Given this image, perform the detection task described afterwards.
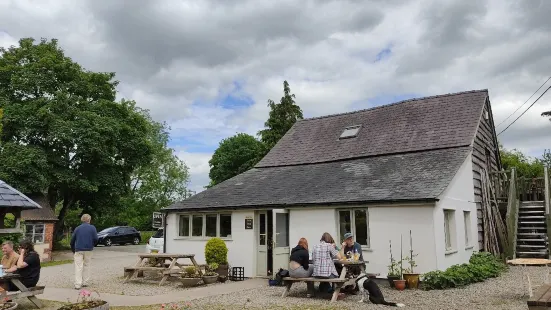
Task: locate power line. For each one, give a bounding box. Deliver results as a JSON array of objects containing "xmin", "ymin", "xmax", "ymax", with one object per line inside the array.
[
  {"xmin": 497, "ymin": 85, "xmax": 551, "ymax": 136},
  {"xmin": 496, "ymin": 76, "xmax": 551, "ymax": 128}
]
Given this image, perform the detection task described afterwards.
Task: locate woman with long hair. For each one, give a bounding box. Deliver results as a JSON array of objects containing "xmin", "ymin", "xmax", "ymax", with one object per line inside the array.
[
  {"xmin": 9, "ymin": 239, "xmax": 41, "ymax": 291},
  {"xmin": 289, "ymin": 237, "xmax": 314, "ymax": 297},
  {"xmin": 312, "ymin": 232, "xmax": 342, "ymax": 294}
]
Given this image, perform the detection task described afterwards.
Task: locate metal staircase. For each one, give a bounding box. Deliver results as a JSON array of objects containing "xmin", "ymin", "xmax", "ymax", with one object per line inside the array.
[{"xmin": 516, "ymin": 201, "xmax": 549, "ymax": 258}]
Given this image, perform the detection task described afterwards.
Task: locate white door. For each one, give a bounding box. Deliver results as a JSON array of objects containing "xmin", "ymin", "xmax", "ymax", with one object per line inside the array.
[
  {"xmin": 272, "ymin": 209, "xmax": 290, "ymax": 275},
  {"xmin": 256, "ymin": 212, "xmax": 268, "ymax": 276}
]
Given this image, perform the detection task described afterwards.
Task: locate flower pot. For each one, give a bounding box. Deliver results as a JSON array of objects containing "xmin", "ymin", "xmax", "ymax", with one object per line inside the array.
[
  {"xmin": 403, "ymin": 273, "xmax": 420, "ymax": 289},
  {"xmin": 393, "ymin": 279, "xmax": 406, "ymax": 291},
  {"xmin": 0, "ymin": 302, "xmax": 18, "ymax": 310},
  {"xmin": 387, "ymin": 275, "xmax": 400, "ymax": 288},
  {"xmin": 181, "ymin": 278, "xmax": 202, "ymax": 287},
  {"xmin": 57, "ymin": 301, "xmax": 109, "ymax": 310},
  {"xmin": 202, "ymin": 275, "xmax": 219, "ymax": 285},
  {"xmin": 216, "ymin": 264, "xmax": 229, "ymax": 278},
  {"xmin": 219, "ymin": 276, "xmax": 227, "ymax": 283}
]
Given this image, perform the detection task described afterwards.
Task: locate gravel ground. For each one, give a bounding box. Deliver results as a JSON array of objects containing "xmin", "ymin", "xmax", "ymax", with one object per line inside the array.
[
  {"xmin": 39, "ymin": 246, "xmax": 221, "ymax": 296},
  {"xmin": 187, "ymin": 266, "xmax": 542, "ymax": 310}
]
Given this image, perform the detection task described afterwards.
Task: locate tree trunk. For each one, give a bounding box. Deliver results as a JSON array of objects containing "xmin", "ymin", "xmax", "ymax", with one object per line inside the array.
[{"xmin": 54, "ymin": 191, "xmax": 74, "ymax": 241}]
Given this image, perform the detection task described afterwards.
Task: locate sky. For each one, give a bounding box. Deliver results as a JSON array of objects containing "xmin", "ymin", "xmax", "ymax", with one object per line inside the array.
[{"xmin": 1, "ymin": 0, "xmax": 550, "ymax": 193}]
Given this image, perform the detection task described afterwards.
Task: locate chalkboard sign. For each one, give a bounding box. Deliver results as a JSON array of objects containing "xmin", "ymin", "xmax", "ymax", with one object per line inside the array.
[
  {"xmin": 152, "ymin": 212, "xmax": 164, "ymax": 229},
  {"xmin": 245, "ymin": 218, "xmax": 253, "ymax": 230}
]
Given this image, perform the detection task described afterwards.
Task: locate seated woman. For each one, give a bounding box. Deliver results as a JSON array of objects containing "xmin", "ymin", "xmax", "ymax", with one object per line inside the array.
[
  {"xmin": 8, "ymin": 239, "xmax": 41, "ymax": 291},
  {"xmin": 289, "ymin": 238, "xmax": 314, "ymax": 297},
  {"xmin": 312, "ymin": 232, "xmax": 342, "ymax": 294}
]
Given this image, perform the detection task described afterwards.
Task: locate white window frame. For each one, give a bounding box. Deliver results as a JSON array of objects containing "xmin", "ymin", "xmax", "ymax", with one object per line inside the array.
[
  {"xmin": 444, "ymin": 209, "xmax": 456, "ymax": 253},
  {"xmin": 463, "ymin": 211, "xmax": 472, "ymax": 249},
  {"xmin": 25, "ymin": 223, "xmax": 45, "ymax": 244},
  {"xmin": 337, "ymin": 209, "xmax": 370, "ymax": 249},
  {"xmin": 177, "ymin": 213, "xmax": 232, "ymax": 240}
]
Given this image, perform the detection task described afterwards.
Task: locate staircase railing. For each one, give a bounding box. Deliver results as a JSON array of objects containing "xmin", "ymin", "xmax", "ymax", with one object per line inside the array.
[
  {"xmin": 505, "ymin": 168, "xmax": 519, "ymax": 259},
  {"xmin": 544, "ymin": 166, "xmax": 551, "ymax": 258}
]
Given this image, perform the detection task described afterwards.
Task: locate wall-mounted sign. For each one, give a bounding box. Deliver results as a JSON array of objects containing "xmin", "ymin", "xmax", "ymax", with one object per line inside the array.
[
  {"xmin": 152, "ymin": 212, "xmax": 164, "ymax": 229},
  {"xmin": 245, "ymin": 217, "xmax": 253, "ymax": 230}
]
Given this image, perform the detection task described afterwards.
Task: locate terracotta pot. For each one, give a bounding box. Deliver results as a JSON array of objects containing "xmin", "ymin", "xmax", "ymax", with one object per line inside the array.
[
  {"xmin": 387, "ymin": 275, "xmax": 400, "ymax": 288},
  {"xmin": 393, "ymin": 279, "xmax": 406, "ymax": 291},
  {"xmin": 181, "ymin": 278, "xmax": 202, "ymax": 287},
  {"xmin": 403, "ymin": 273, "xmax": 420, "ymax": 289},
  {"xmin": 202, "ymin": 274, "xmax": 219, "ymax": 284}
]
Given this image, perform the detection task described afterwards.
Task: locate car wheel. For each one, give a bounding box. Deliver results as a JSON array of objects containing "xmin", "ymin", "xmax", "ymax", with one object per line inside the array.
[
  {"xmin": 105, "ymin": 238, "xmax": 112, "ymax": 246},
  {"xmin": 133, "ymin": 237, "xmax": 140, "ymax": 245}
]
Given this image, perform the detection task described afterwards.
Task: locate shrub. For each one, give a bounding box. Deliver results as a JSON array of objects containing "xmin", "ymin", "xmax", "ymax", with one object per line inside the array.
[
  {"xmin": 140, "ymin": 231, "xmax": 155, "ymax": 244},
  {"xmin": 422, "ymin": 252, "xmax": 507, "ymax": 290},
  {"xmin": 205, "ymin": 238, "xmax": 228, "ymax": 265}
]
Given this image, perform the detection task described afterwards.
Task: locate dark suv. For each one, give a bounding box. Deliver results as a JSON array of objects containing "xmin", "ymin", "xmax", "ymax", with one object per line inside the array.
[{"xmin": 96, "ymin": 226, "xmax": 141, "ymax": 246}]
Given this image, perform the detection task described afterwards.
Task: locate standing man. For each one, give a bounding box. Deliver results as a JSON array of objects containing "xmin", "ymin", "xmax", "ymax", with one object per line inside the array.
[
  {"xmin": 71, "ymin": 214, "xmax": 98, "ymax": 289},
  {"xmin": 1, "ymin": 241, "xmax": 20, "ymax": 273}
]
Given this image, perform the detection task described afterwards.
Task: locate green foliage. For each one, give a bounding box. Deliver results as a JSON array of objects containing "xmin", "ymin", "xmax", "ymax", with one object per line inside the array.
[
  {"xmin": 140, "ymin": 231, "xmax": 156, "ymax": 244},
  {"xmin": 208, "ymin": 133, "xmax": 265, "ymax": 186},
  {"xmin": 0, "ymin": 232, "xmax": 23, "ymax": 247},
  {"xmin": 0, "ymin": 38, "xmax": 159, "ymax": 238},
  {"xmin": 205, "ymin": 238, "xmax": 228, "ymax": 265},
  {"xmin": 422, "ymin": 252, "xmax": 507, "ymax": 290},
  {"xmin": 258, "ymin": 80, "xmax": 304, "ymax": 150},
  {"xmin": 500, "ymin": 145, "xmax": 544, "ymax": 178}
]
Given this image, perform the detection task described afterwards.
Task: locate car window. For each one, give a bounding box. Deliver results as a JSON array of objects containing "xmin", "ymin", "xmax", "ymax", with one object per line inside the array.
[
  {"xmin": 99, "ymin": 227, "xmax": 117, "ymax": 234},
  {"xmin": 153, "ymin": 229, "xmax": 164, "ymax": 238}
]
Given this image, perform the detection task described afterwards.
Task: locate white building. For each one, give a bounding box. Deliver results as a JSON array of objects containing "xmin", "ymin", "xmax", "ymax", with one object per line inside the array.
[{"xmin": 162, "ymin": 89, "xmax": 500, "ymax": 278}]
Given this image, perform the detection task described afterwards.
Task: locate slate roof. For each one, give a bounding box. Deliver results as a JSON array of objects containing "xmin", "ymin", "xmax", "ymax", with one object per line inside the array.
[
  {"xmin": 21, "ymin": 193, "xmax": 58, "ymax": 221},
  {"xmin": 0, "ymin": 181, "xmax": 41, "ymax": 209},
  {"xmin": 257, "ymin": 90, "xmax": 487, "ymax": 167},
  {"xmin": 165, "ymin": 147, "xmax": 470, "ymax": 211},
  {"xmin": 166, "ymin": 89, "xmax": 489, "ymax": 211}
]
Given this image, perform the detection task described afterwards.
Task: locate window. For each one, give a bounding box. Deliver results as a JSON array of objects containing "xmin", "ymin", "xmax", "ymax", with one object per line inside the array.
[
  {"xmin": 339, "ymin": 125, "xmax": 361, "ymax": 139},
  {"xmin": 338, "ymin": 209, "xmax": 370, "ymax": 248},
  {"xmin": 444, "ymin": 210, "xmax": 456, "ymax": 251},
  {"xmin": 25, "ymin": 223, "xmax": 45, "ymax": 244},
  {"xmin": 178, "ymin": 213, "xmax": 232, "ymax": 239},
  {"xmin": 464, "ymin": 211, "xmax": 471, "ymax": 248}
]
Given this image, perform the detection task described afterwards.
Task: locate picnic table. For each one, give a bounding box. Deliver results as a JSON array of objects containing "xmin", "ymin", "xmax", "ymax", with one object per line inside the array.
[
  {"xmin": 124, "ymin": 253, "xmax": 202, "ymax": 286},
  {"xmin": 0, "ymin": 273, "xmax": 44, "ymax": 308},
  {"xmin": 282, "ymin": 259, "xmax": 368, "ymax": 302}
]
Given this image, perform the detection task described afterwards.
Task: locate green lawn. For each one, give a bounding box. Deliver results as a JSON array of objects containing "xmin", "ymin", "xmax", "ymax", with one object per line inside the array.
[{"xmin": 42, "ymin": 259, "xmax": 73, "ymax": 267}]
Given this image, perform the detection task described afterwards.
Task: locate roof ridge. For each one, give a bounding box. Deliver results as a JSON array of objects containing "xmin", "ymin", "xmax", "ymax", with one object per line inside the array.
[{"xmin": 299, "ymin": 89, "xmax": 489, "ymax": 122}]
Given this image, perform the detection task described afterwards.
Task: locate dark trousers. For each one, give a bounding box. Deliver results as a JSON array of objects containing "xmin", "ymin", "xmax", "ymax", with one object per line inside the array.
[{"xmin": 316, "ymin": 274, "xmax": 337, "ymax": 292}]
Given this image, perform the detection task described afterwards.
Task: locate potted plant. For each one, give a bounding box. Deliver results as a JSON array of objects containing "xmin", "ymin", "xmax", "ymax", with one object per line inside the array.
[
  {"xmin": 0, "ymin": 297, "xmax": 17, "ymax": 310},
  {"xmin": 402, "ymin": 230, "xmax": 420, "ymax": 289},
  {"xmin": 181, "ymin": 266, "xmax": 202, "ymax": 287},
  {"xmin": 393, "ymin": 235, "xmax": 407, "ymax": 291},
  {"xmin": 205, "ymin": 238, "xmax": 229, "ymax": 279},
  {"xmin": 57, "ymin": 289, "xmax": 109, "ymax": 310},
  {"xmin": 161, "ymin": 302, "xmax": 192, "ymax": 309},
  {"xmin": 202, "ymin": 263, "xmax": 219, "ymax": 285},
  {"xmin": 387, "ymin": 240, "xmax": 401, "ymax": 287}
]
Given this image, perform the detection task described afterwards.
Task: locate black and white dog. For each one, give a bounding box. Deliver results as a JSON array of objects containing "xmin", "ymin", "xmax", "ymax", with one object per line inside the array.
[{"xmin": 355, "ymin": 273, "xmax": 405, "ymax": 307}]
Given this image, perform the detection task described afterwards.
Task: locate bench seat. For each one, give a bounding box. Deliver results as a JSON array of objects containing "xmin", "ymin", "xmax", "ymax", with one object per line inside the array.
[
  {"xmin": 282, "ymin": 277, "xmax": 347, "ymax": 283},
  {"xmin": 528, "ymin": 284, "xmax": 551, "ymax": 309}
]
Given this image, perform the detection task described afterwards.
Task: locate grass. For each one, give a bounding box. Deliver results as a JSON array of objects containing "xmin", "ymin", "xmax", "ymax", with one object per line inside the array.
[
  {"xmin": 140, "ymin": 231, "xmax": 156, "ymax": 244},
  {"xmin": 41, "ymin": 259, "xmax": 73, "ymax": 267}
]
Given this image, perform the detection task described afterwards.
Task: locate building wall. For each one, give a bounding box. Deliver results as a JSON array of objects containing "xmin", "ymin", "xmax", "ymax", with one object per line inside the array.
[
  {"xmin": 165, "ymin": 210, "xmax": 256, "ymax": 278},
  {"xmin": 471, "ymin": 97, "xmax": 500, "ymax": 249},
  {"xmin": 436, "ymin": 153, "xmax": 478, "ymax": 270}
]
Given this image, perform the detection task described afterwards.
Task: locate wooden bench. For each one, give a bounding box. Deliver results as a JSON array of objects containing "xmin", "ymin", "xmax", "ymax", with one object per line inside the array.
[
  {"xmin": 281, "ymin": 277, "xmax": 348, "ymax": 302},
  {"xmin": 528, "ymin": 284, "xmax": 551, "ymax": 309},
  {"xmin": 2, "ymin": 286, "xmax": 45, "ymax": 298}
]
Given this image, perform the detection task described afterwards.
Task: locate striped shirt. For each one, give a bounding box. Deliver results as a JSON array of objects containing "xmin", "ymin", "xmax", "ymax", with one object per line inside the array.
[{"xmin": 312, "ymin": 241, "xmax": 339, "ymax": 277}]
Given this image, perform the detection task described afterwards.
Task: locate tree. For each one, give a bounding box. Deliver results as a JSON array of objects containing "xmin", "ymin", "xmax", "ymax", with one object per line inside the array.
[
  {"xmin": 0, "ymin": 38, "xmax": 155, "ymax": 239},
  {"xmin": 258, "ymin": 80, "xmax": 303, "ymax": 150},
  {"xmin": 208, "ymin": 133, "xmax": 264, "ymax": 186},
  {"xmin": 542, "ymin": 110, "xmax": 551, "ymax": 120},
  {"xmin": 500, "ymin": 146, "xmax": 544, "ymax": 178}
]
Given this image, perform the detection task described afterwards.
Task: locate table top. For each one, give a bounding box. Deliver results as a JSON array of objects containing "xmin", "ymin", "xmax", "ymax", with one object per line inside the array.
[
  {"xmin": 507, "ymin": 258, "xmax": 551, "ymax": 265},
  {"xmin": 334, "ymin": 259, "xmax": 367, "ymax": 265},
  {"xmin": 0, "ymin": 273, "xmax": 20, "ymax": 280},
  {"xmin": 138, "ymin": 253, "xmax": 195, "ymax": 259}
]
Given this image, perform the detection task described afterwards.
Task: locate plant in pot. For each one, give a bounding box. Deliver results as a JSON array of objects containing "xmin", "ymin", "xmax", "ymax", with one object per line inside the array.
[
  {"xmin": 181, "ymin": 266, "xmax": 202, "ymax": 287},
  {"xmin": 205, "ymin": 238, "xmax": 229, "ymax": 280},
  {"xmin": 57, "ymin": 289, "xmax": 109, "ymax": 310},
  {"xmin": 393, "ymin": 235, "xmax": 407, "ymax": 291},
  {"xmin": 387, "ymin": 240, "xmax": 401, "ymax": 288},
  {"xmin": 0, "ymin": 297, "xmax": 17, "ymax": 310},
  {"xmin": 402, "ymin": 230, "xmax": 420, "ymax": 289},
  {"xmin": 202, "ymin": 263, "xmax": 219, "ymax": 285}
]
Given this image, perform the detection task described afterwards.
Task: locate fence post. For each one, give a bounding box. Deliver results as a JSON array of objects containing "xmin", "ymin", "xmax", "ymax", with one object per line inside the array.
[{"xmin": 545, "ymin": 166, "xmax": 550, "ymax": 214}]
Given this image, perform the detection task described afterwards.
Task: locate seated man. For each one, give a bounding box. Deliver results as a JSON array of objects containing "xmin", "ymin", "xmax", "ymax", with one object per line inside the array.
[
  {"xmin": 337, "ymin": 232, "xmax": 365, "ymax": 294},
  {"xmin": 1, "ymin": 241, "xmax": 20, "ymax": 273},
  {"xmin": 8, "ymin": 239, "xmax": 41, "ymax": 292}
]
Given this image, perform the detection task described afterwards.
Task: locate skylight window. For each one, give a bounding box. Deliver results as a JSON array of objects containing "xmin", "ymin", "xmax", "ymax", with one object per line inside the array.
[{"xmin": 339, "ymin": 125, "xmax": 361, "ymax": 139}]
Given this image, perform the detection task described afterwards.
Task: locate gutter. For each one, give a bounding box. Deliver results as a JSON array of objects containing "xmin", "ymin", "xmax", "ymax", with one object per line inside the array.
[{"xmin": 162, "ymin": 212, "xmax": 167, "ymax": 253}]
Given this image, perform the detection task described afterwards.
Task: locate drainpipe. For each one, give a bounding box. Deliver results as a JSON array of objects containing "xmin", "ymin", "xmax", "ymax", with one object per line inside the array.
[
  {"xmin": 545, "ymin": 166, "xmax": 550, "ymax": 215},
  {"xmin": 163, "ymin": 212, "xmax": 167, "ymax": 253}
]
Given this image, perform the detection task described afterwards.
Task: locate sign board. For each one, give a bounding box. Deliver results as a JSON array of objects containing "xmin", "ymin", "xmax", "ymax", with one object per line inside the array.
[
  {"xmin": 245, "ymin": 217, "xmax": 253, "ymax": 230},
  {"xmin": 152, "ymin": 212, "xmax": 164, "ymax": 229}
]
